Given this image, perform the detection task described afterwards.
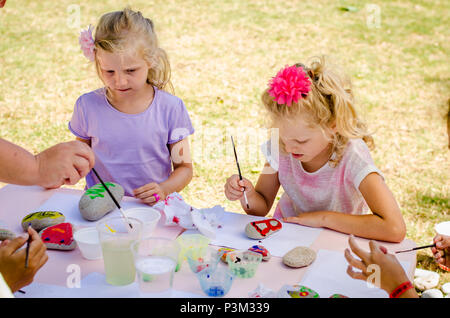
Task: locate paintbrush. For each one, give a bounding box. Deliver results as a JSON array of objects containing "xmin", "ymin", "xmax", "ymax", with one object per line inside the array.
[
  {"xmin": 231, "ymin": 136, "xmax": 249, "ymax": 209},
  {"xmin": 91, "ymin": 168, "xmax": 133, "ymax": 229},
  {"xmin": 395, "ymin": 243, "xmax": 436, "ymax": 254},
  {"xmin": 24, "ymin": 233, "xmax": 31, "ymax": 268}
]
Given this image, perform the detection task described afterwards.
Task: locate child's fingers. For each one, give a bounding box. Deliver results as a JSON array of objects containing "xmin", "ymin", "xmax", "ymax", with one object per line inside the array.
[
  {"xmin": 348, "ymin": 235, "xmax": 371, "ymax": 265},
  {"xmin": 133, "ymin": 183, "xmax": 157, "ymax": 196},
  {"xmin": 344, "ymin": 248, "xmax": 366, "ymax": 273},
  {"xmin": 346, "ymin": 265, "xmax": 367, "ymax": 281}
]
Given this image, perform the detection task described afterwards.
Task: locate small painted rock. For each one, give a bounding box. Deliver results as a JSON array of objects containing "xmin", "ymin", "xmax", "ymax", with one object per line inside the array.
[
  {"xmin": 280, "ymin": 285, "xmax": 319, "ymax": 298},
  {"xmin": 282, "ymin": 246, "xmax": 316, "ymax": 268},
  {"xmin": 79, "ymin": 182, "xmax": 124, "ymax": 221},
  {"xmin": 0, "ymin": 228, "xmax": 16, "ymax": 241},
  {"xmin": 21, "ymin": 211, "xmax": 65, "ymax": 231},
  {"xmin": 245, "ymin": 218, "xmax": 282, "ymax": 240},
  {"xmin": 39, "ymin": 223, "xmax": 76, "ymax": 250},
  {"xmin": 218, "ymin": 247, "xmax": 236, "ymax": 263},
  {"xmin": 329, "ymin": 294, "xmax": 349, "ymax": 298},
  {"xmin": 248, "ymin": 245, "xmax": 271, "ymax": 261}
]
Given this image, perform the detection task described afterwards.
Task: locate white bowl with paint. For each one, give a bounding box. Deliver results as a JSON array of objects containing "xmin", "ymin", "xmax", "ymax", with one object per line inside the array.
[
  {"xmin": 124, "ymin": 207, "xmax": 161, "ymax": 238},
  {"xmin": 74, "ymin": 227, "xmax": 102, "ymax": 260}
]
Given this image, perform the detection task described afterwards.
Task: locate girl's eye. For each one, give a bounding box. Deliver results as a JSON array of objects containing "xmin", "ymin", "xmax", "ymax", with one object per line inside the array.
[
  {"xmin": 127, "ymin": 69, "xmax": 135, "ymax": 73},
  {"xmin": 106, "ymin": 70, "xmax": 114, "ymax": 74}
]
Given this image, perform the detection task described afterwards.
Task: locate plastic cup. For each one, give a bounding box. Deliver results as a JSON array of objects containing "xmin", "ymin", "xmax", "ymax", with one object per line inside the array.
[
  {"xmin": 175, "ymin": 234, "xmax": 210, "ymax": 271},
  {"xmin": 226, "ymin": 250, "xmax": 262, "ymax": 278},
  {"xmin": 186, "ymin": 246, "xmax": 220, "ymax": 274},
  {"xmin": 124, "ymin": 207, "xmax": 161, "ymax": 239},
  {"xmin": 131, "ymin": 237, "xmax": 180, "ymax": 297},
  {"xmin": 73, "ymin": 227, "xmax": 102, "ymax": 260},
  {"xmin": 197, "ymin": 266, "xmax": 234, "ymax": 297},
  {"xmin": 97, "ymin": 217, "xmax": 143, "ymax": 286}
]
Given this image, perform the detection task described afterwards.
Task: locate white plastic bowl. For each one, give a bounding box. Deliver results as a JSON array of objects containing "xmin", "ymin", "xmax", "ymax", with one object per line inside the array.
[
  {"xmin": 435, "ymin": 221, "xmax": 450, "ymax": 236},
  {"xmin": 73, "ymin": 227, "xmax": 102, "ymax": 260},
  {"xmin": 124, "ymin": 207, "xmax": 161, "ymax": 238}
]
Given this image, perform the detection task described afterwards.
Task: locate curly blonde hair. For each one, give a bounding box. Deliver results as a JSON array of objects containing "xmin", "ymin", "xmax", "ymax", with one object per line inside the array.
[
  {"xmin": 262, "ymin": 56, "xmax": 374, "ymax": 167},
  {"xmin": 93, "ymin": 8, "xmax": 173, "ymax": 96}
]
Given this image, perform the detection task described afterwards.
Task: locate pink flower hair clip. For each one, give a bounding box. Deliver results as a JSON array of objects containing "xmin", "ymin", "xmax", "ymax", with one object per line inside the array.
[
  {"xmin": 268, "ymin": 64, "xmax": 311, "ymax": 106},
  {"xmin": 79, "ymin": 25, "xmax": 95, "ymax": 62}
]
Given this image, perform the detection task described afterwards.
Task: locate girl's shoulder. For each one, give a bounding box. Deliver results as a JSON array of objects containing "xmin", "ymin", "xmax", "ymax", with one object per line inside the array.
[
  {"xmin": 339, "ymin": 138, "xmax": 376, "ymax": 167},
  {"xmin": 76, "ymin": 88, "xmax": 107, "ymax": 106},
  {"xmin": 154, "ymin": 87, "xmax": 184, "ymax": 107}
]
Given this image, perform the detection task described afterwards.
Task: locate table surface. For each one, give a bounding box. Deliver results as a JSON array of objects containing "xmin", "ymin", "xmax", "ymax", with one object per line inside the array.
[{"xmin": 0, "ymin": 184, "xmax": 417, "ymax": 298}]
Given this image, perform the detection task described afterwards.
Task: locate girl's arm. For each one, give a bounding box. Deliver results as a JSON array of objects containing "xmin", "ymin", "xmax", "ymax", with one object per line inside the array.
[
  {"xmin": 160, "ymin": 137, "xmax": 193, "ymax": 195},
  {"xmin": 226, "ymin": 162, "xmax": 281, "ymax": 217},
  {"xmin": 75, "ymin": 137, "xmax": 91, "ymax": 147},
  {"xmin": 284, "ymin": 173, "xmax": 406, "ymax": 243}
]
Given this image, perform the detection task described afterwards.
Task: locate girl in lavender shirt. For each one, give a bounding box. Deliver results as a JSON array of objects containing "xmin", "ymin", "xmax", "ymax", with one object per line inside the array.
[
  {"xmin": 69, "ymin": 8, "xmax": 194, "ymax": 205},
  {"xmin": 224, "ymin": 57, "xmax": 406, "ymax": 243}
]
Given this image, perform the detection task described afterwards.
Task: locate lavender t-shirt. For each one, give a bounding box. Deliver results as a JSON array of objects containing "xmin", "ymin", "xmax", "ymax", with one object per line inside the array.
[{"xmin": 69, "ymin": 87, "xmax": 194, "ymax": 196}]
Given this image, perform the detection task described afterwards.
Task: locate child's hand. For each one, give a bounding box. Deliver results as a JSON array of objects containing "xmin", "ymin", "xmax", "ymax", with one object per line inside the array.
[
  {"xmin": 224, "ymin": 174, "xmax": 254, "ymax": 201},
  {"xmin": 133, "ymin": 182, "xmax": 167, "ymax": 206},
  {"xmin": 431, "ymin": 234, "xmax": 450, "ymax": 267},
  {"xmin": 345, "ymin": 235, "xmax": 416, "ymax": 297},
  {"xmin": 282, "ymin": 211, "xmax": 325, "ymax": 228}
]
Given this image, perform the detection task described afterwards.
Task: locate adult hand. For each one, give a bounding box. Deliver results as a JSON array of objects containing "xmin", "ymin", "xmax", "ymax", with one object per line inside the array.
[
  {"xmin": 431, "ymin": 234, "xmax": 450, "ymax": 267},
  {"xmin": 133, "ymin": 182, "xmax": 167, "ymax": 206},
  {"xmin": 224, "ymin": 174, "xmax": 255, "ymax": 201},
  {"xmin": 35, "ymin": 140, "xmax": 95, "ymax": 189},
  {"xmin": 344, "ymin": 235, "xmax": 417, "ymax": 297},
  {"xmin": 0, "ymin": 227, "xmax": 48, "ymax": 292}
]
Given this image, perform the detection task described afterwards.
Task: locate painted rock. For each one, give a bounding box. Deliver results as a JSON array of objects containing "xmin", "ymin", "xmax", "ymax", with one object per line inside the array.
[
  {"xmin": 248, "ymin": 245, "xmax": 271, "ymax": 261},
  {"xmin": 278, "ymin": 285, "xmax": 319, "ymax": 298},
  {"xmin": 79, "ymin": 182, "xmax": 124, "ymax": 221},
  {"xmin": 218, "ymin": 247, "xmax": 236, "ymax": 263},
  {"xmin": 39, "ymin": 223, "xmax": 76, "ymax": 250},
  {"xmin": 21, "ymin": 211, "xmax": 65, "ymax": 231},
  {"xmin": 0, "ymin": 228, "xmax": 16, "ymax": 241},
  {"xmin": 282, "ymin": 246, "xmax": 316, "ymax": 268},
  {"xmin": 245, "ymin": 218, "xmax": 282, "ymax": 240},
  {"xmin": 329, "ymin": 294, "xmax": 349, "ymax": 298}
]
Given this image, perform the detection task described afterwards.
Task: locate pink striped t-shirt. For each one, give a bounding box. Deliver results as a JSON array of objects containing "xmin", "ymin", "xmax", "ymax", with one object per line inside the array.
[{"xmin": 261, "ymin": 139, "xmax": 383, "ymax": 219}]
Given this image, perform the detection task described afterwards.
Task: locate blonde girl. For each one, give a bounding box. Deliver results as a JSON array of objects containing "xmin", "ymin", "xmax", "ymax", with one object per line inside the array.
[
  {"xmin": 224, "ymin": 56, "xmax": 406, "ymax": 243},
  {"xmin": 70, "ymin": 8, "xmax": 194, "ymax": 205}
]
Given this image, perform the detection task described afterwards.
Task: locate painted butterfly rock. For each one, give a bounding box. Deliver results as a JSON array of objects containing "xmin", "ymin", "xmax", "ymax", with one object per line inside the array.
[
  {"xmin": 21, "ymin": 211, "xmax": 65, "ymax": 231},
  {"xmin": 282, "ymin": 246, "xmax": 316, "ymax": 268},
  {"xmin": 329, "ymin": 294, "xmax": 349, "ymax": 298},
  {"xmin": 79, "ymin": 182, "xmax": 124, "ymax": 221},
  {"xmin": 0, "ymin": 228, "xmax": 16, "ymax": 241},
  {"xmin": 248, "ymin": 245, "xmax": 271, "ymax": 261},
  {"xmin": 39, "ymin": 222, "xmax": 76, "ymax": 250},
  {"xmin": 245, "ymin": 218, "xmax": 282, "ymax": 240}
]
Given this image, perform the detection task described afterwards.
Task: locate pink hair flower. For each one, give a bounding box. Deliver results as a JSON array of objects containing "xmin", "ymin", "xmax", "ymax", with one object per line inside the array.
[
  {"xmin": 268, "ymin": 65, "xmax": 311, "ymax": 106},
  {"xmin": 79, "ymin": 25, "xmax": 95, "ymax": 62}
]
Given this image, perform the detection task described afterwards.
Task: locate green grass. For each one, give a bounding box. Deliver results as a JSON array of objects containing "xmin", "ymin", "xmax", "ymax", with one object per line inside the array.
[{"xmin": 0, "ymin": 0, "xmax": 449, "ymax": 289}]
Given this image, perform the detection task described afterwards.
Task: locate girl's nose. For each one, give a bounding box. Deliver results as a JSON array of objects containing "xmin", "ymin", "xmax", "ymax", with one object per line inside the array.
[{"xmin": 115, "ymin": 73, "xmax": 127, "ymax": 86}]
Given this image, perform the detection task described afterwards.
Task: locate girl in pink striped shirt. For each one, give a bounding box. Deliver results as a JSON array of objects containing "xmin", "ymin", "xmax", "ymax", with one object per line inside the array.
[{"xmin": 224, "ymin": 56, "xmax": 406, "ymax": 243}]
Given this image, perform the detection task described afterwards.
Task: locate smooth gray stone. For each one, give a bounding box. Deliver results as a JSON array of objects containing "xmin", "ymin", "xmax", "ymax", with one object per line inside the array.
[
  {"xmin": 0, "ymin": 228, "xmax": 16, "ymax": 241},
  {"xmin": 283, "ymin": 246, "xmax": 316, "ymax": 268}
]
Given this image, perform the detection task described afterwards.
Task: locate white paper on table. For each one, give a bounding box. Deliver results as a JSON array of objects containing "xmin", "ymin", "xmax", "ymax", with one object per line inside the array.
[
  {"xmin": 14, "ymin": 282, "xmax": 73, "ymax": 298},
  {"xmin": 185, "ymin": 211, "xmax": 323, "ymax": 257},
  {"xmin": 30, "ymin": 192, "xmax": 151, "ymax": 228},
  {"xmin": 299, "ymin": 249, "xmax": 411, "ymax": 298}
]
